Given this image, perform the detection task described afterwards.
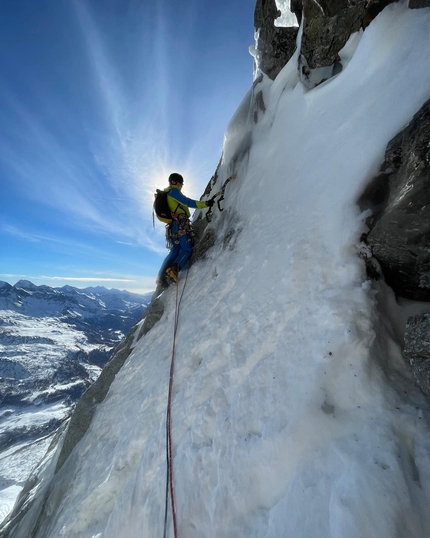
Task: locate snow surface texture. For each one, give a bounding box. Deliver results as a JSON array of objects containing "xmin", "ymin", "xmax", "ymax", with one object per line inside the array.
[
  {"xmin": 0, "ymin": 436, "xmax": 53, "ymax": 524},
  {"xmin": 8, "ymin": 5, "xmax": 430, "ymax": 538},
  {"xmin": 274, "ymin": 0, "xmax": 298, "ymax": 27}
]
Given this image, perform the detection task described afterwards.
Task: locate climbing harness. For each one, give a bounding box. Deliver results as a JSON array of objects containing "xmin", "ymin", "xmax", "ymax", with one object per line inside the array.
[
  {"xmin": 164, "ymin": 213, "xmax": 195, "ymax": 250},
  {"xmin": 163, "ymin": 269, "xmax": 189, "ymax": 538},
  {"xmin": 206, "ymin": 173, "xmax": 237, "ymax": 222},
  {"xmin": 165, "ymin": 216, "xmax": 195, "ymax": 251}
]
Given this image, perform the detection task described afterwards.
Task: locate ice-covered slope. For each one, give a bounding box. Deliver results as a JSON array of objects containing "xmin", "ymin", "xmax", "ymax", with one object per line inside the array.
[{"xmin": 4, "ymin": 5, "xmax": 430, "ymax": 538}]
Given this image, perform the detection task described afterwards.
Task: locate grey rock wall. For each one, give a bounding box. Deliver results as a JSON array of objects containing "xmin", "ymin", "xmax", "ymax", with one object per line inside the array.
[
  {"xmin": 404, "ymin": 313, "xmax": 430, "ymax": 398},
  {"xmin": 254, "ymin": 0, "xmax": 421, "ymax": 88},
  {"xmin": 254, "ymin": 0, "xmax": 299, "ymax": 80},
  {"xmin": 360, "ymin": 98, "xmax": 430, "ymax": 301},
  {"xmin": 409, "ymin": 0, "xmax": 430, "ymax": 7},
  {"xmin": 298, "ymin": 0, "xmax": 395, "ymax": 87}
]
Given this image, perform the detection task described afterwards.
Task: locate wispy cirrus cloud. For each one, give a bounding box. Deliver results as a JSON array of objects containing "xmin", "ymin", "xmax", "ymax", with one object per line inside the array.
[
  {"xmin": 71, "ymin": 0, "xmax": 211, "ymax": 210},
  {"xmin": 71, "ymin": 1, "xmax": 174, "ymax": 211},
  {"xmin": 1, "ymin": 225, "xmax": 42, "ymax": 243},
  {"xmin": 0, "ymin": 5, "xmax": 175, "ymax": 253},
  {"xmin": 1, "ymin": 221, "xmax": 166, "ymax": 258},
  {"xmin": 0, "ymin": 0, "xmax": 229, "ymax": 259}
]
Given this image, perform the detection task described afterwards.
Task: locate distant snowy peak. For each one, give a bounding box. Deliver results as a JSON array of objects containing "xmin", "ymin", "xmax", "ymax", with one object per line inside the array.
[
  {"xmin": 81, "ymin": 286, "xmax": 110, "ymax": 293},
  {"xmin": 82, "ymin": 285, "xmax": 147, "ymax": 301},
  {"xmin": 0, "ymin": 280, "xmax": 151, "ymax": 319},
  {"xmin": 14, "ymin": 280, "xmax": 39, "ymax": 291},
  {"xmin": 0, "ymin": 281, "xmax": 12, "ymax": 291}
]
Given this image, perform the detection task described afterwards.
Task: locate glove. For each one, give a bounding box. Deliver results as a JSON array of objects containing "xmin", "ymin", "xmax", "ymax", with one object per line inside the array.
[{"xmin": 206, "ymin": 199, "xmax": 215, "ymax": 208}]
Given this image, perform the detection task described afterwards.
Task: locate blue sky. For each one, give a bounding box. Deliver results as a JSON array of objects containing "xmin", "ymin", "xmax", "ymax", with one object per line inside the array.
[{"xmin": 0, "ymin": 0, "xmax": 255, "ymax": 293}]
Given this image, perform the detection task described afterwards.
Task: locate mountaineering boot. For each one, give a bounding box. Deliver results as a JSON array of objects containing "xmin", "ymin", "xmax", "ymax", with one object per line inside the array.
[{"xmin": 165, "ymin": 266, "xmax": 178, "ymax": 284}]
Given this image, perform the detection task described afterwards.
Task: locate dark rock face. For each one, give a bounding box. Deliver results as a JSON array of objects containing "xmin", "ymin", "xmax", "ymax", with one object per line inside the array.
[
  {"xmin": 301, "ymin": 0, "xmax": 363, "ymax": 69},
  {"xmin": 138, "ymin": 299, "xmax": 164, "ymax": 339},
  {"xmin": 291, "ymin": 0, "xmax": 304, "ymax": 24},
  {"xmin": 360, "ymin": 98, "xmax": 430, "ymax": 300},
  {"xmin": 253, "ymin": 0, "xmax": 396, "ymax": 86},
  {"xmin": 192, "ymin": 226, "xmax": 217, "ymax": 262},
  {"xmin": 254, "ymin": 0, "xmax": 299, "ymax": 80},
  {"xmin": 409, "ymin": 0, "xmax": 430, "ymax": 7},
  {"xmin": 299, "ymin": 0, "xmax": 393, "ymax": 87},
  {"xmin": 404, "ymin": 313, "xmax": 430, "ymax": 398}
]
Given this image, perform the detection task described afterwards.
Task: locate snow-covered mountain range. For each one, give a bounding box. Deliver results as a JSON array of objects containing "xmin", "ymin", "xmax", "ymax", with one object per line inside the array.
[
  {"xmin": 2, "ymin": 2, "xmax": 430, "ymax": 538},
  {"xmin": 0, "ymin": 280, "xmax": 151, "ymax": 522}
]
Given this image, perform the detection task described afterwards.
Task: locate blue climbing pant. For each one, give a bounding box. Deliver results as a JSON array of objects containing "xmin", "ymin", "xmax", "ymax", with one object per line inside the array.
[{"xmin": 158, "ymin": 219, "xmax": 193, "ymax": 280}]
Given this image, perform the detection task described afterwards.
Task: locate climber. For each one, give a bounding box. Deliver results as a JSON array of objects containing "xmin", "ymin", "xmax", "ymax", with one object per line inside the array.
[{"xmin": 156, "ymin": 173, "xmax": 214, "ymax": 288}]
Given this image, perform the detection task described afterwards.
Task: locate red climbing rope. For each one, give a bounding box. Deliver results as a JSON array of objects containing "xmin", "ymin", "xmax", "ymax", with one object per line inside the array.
[
  {"xmin": 164, "ymin": 270, "xmax": 189, "ymax": 538},
  {"xmin": 167, "ymin": 282, "xmax": 180, "ymax": 537}
]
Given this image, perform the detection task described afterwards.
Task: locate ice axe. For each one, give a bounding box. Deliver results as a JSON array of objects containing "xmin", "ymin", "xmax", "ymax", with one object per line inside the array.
[{"xmin": 206, "ymin": 174, "xmax": 237, "ymax": 222}]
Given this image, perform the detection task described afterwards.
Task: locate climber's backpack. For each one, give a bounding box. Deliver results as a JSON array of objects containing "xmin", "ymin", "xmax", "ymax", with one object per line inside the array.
[{"xmin": 153, "ymin": 189, "xmax": 173, "ymax": 224}]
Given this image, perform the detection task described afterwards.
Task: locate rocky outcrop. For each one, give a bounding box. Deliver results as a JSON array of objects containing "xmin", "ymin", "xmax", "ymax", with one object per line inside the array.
[
  {"xmin": 300, "ymin": 0, "xmax": 363, "ymax": 69},
  {"xmin": 360, "ymin": 98, "xmax": 430, "ymax": 301},
  {"xmin": 409, "ymin": 0, "xmax": 430, "ymax": 7},
  {"xmin": 254, "ymin": 0, "xmax": 430, "ymax": 87},
  {"xmin": 137, "ymin": 298, "xmax": 164, "ymax": 339},
  {"xmin": 291, "ymin": 0, "xmax": 304, "ymax": 24},
  {"xmin": 254, "ymin": 0, "xmax": 299, "ymax": 80},
  {"xmin": 404, "ymin": 313, "xmax": 430, "ymax": 398},
  {"xmin": 254, "ymin": 0, "xmax": 405, "ymax": 87},
  {"xmin": 299, "ymin": 0, "xmax": 393, "ymax": 87}
]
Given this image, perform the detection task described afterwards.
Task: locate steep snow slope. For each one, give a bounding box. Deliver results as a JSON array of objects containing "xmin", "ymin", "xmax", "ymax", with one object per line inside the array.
[{"xmin": 5, "ymin": 5, "xmax": 430, "ymax": 538}]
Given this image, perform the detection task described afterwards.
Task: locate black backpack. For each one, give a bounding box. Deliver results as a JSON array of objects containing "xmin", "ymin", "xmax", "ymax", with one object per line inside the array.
[{"xmin": 153, "ymin": 189, "xmax": 173, "ymax": 224}]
